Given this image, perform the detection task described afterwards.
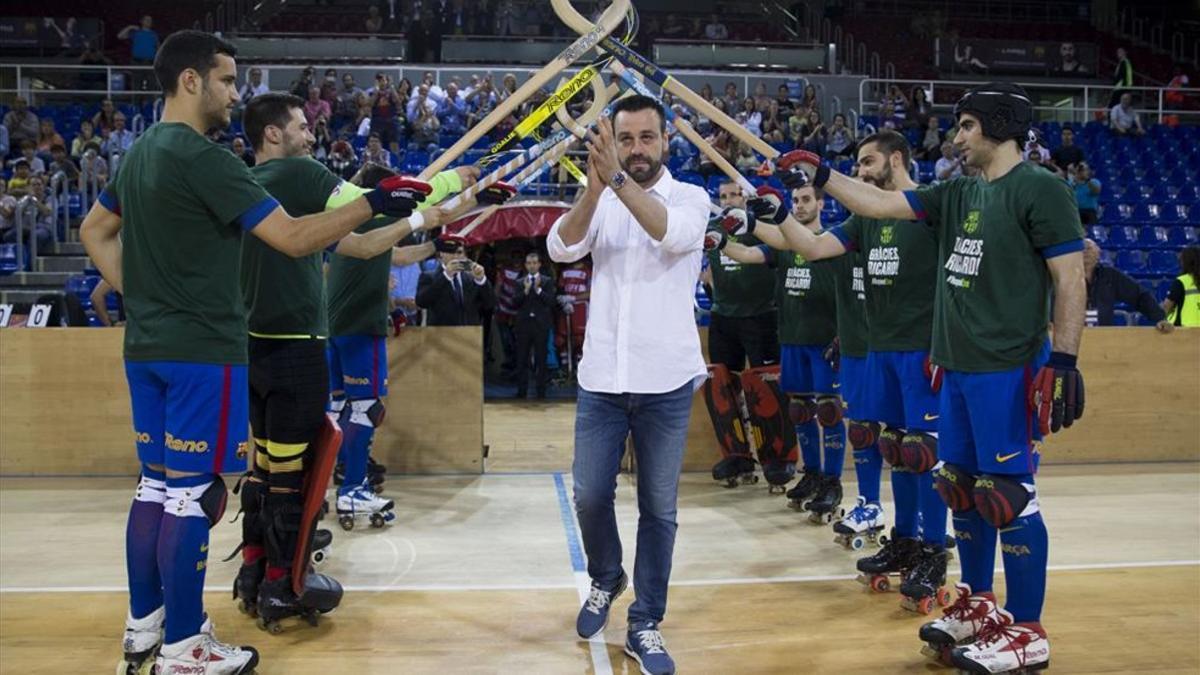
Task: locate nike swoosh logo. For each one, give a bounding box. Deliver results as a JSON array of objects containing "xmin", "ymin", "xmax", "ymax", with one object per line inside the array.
[
  {"xmin": 924, "ymin": 413, "xmax": 939, "ymax": 421},
  {"xmin": 995, "ymin": 451, "xmax": 1022, "ymax": 463}
]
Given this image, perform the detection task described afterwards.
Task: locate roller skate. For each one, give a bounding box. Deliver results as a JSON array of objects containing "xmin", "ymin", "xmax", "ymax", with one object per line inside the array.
[
  {"xmin": 804, "ymin": 475, "xmax": 843, "ymax": 524},
  {"xmin": 333, "ymin": 457, "xmax": 386, "ymax": 492},
  {"xmin": 711, "ymin": 454, "xmax": 758, "ymax": 488},
  {"xmin": 232, "ymin": 558, "xmax": 266, "ymax": 617},
  {"xmin": 335, "ymin": 481, "xmax": 395, "ymax": 530},
  {"xmin": 785, "ymin": 468, "xmax": 821, "ymax": 509},
  {"xmin": 898, "ymin": 543, "xmax": 953, "ymax": 614},
  {"xmin": 855, "ymin": 534, "xmax": 920, "ymax": 594},
  {"xmin": 155, "ymin": 617, "xmax": 259, "ymax": 674},
  {"xmin": 949, "ymin": 608, "xmax": 1050, "ymax": 674},
  {"xmin": 116, "ymin": 606, "xmax": 163, "ymax": 675},
  {"xmin": 833, "ymin": 497, "xmax": 886, "ymax": 550},
  {"xmin": 255, "ymin": 572, "xmax": 343, "ymax": 634},
  {"xmin": 311, "ymin": 528, "xmax": 333, "ymax": 566},
  {"xmin": 919, "ymin": 583, "xmax": 1000, "ymax": 665},
  {"xmin": 761, "ymin": 461, "xmax": 795, "ymax": 494}
]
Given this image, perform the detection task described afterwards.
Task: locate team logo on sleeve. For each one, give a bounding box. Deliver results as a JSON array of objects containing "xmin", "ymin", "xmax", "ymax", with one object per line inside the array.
[{"xmin": 945, "ymin": 211, "xmax": 984, "ymax": 288}]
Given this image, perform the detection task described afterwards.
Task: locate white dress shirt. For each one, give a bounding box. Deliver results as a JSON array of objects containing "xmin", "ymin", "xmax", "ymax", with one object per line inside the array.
[{"xmin": 548, "ymin": 168, "xmax": 709, "ymax": 395}]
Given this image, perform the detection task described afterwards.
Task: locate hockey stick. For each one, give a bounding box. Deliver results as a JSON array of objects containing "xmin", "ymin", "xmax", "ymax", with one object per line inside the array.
[{"xmin": 419, "ymin": 0, "xmax": 630, "ymax": 180}]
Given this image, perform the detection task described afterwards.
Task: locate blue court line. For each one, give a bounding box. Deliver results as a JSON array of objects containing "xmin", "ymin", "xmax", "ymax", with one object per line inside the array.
[{"xmin": 553, "ymin": 472, "xmax": 586, "ymax": 573}]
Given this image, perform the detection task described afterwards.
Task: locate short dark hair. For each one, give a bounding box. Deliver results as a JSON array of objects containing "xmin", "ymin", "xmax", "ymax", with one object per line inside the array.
[
  {"xmin": 355, "ymin": 162, "xmax": 397, "ymax": 188},
  {"xmin": 859, "ymin": 129, "xmax": 912, "ymax": 168},
  {"xmin": 154, "ymin": 30, "xmax": 238, "ymax": 96},
  {"xmin": 243, "ymin": 92, "xmax": 304, "ymax": 150},
  {"xmin": 611, "ymin": 94, "xmax": 667, "ymax": 133},
  {"xmin": 50, "ymin": 144, "xmax": 66, "ymax": 154},
  {"xmin": 792, "ymin": 184, "xmax": 825, "ymax": 201},
  {"xmin": 525, "ymin": 250, "xmax": 541, "ymax": 261}
]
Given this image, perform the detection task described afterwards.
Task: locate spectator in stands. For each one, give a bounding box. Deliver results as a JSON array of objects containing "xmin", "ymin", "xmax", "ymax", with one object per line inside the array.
[
  {"xmin": 918, "ymin": 115, "xmax": 942, "ymax": 161},
  {"xmin": 0, "ymin": 179, "xmax": 14, "ymax": 234},
  {"xmin": 238, "ymin": 67, "xmax": 268, "ymax": 105},
  {"xmin": 467, "ymin": 79, "xmax": 499, "ymax": 129},
  {"xmin": 366, "ymin": 4, "xmax": 385, "ymax": 32},
  {"xmin": 878, "ymin": 100, "xmax": 898, "ymax": 130},
  {"xmin": 230, "ymin": 136, "xmax": 254, "ymax": 167},
  {"xmin": 723, "ymin": 82, "xmax": 740, "ymax": 110},
  {"xmin": 13, "ymin": 141, "xmax": 45, "ymax": 175},
  {"xmin": 4, "ymin": 97, "xmax": 39, "ymax": 146},
  {"xmin": 799, "ymin": 83, "xmax": 818, "ymax": 115},
  {"xmin": 311, "ymin": 115, "xmax": 333, "ymax": 160},
  {"xmin": 512, "ymin": 251, "xmax": 556, "ymax": 399},
  {"xmin": 885, "ymin": 84, "xmax": 909, "ymax": 126},
  {"xmin": 101, "ymin": 113, "xmax": 135, "ymax": 159},
  {"xmin": 775, "ymin": 84, "xmax": 795, "ymax": 118},
  {"xmin": 362, "ymin": 133, "xmax": 393, "ymax": 169},
  {"xmin": 3, "ymin": 174, "xmax": 53, "ymax": 251},
  {"xmin": 303, "ymin": 86, "xmax": 331, "ymax": 128},
  {"xmin": 1083, "ymin": 239, "xmax": 1171, "ymax": 331},
  {"xmin": 69, "ymin": 119, "xmax": 96, "ymax": 159},
  {"xmin": 36, "ymin": 119, "xmax": 65, "ymax": 156},
  {"xmin": 437, "ymin": 81, "xmax": 468, "ymax": 135},
  {"xmin": 826, "ymin": 113, "xmax": 855, "ymax": 160},
  {"xmin": 761, "ymin": 100, "xmax": 787, "ymax": 144},
  {"xmin": 47, "ymin": 144, "xmax": 79, "ymax": 183},
  {"xmin": 909, "ymin": 87, "xmax": 933, "ymax": 129},
  {"xmin": 92, "ymin": 99, "xmax": 116, "ymax": 134},
  {"xmin": 662, "ymin": 13, "xmax": 687, "ymax": 39},
  {"xmin": 1109, "ymin": 92, "xmax": 1145, "ymax": 136},
  {"xmin": 118, "ymin": 15, "xmax": 159, "ymax": 64},
  {"xmin": 8, "ymin": 160, "xmax": 31, "ymax": 195},
  {"xmin": 698, "ymin": 128, "xmax": 734, "ymax": 179},
  {"xmin": 335, "ymin": 73, "xmax": 364, "ymax": 128},
  {"xmin": 77, "ymin": 142, "xmax": 108, "ymax": 193},
  {"xmin": 417, "ymin": 237, "xmax": 495, "ymax": 326},
  {"xmin": 704, "ymin": 14, "xmax": 729, "ymax": 41},
  {"xmin": 935, "ymin": 141, "xmax": 964, "ymax": 182},
  {"xmin": 735, "ymin": 142, "xmax": 759, "ymax": 172},
  {"xmin": 1163, "ymin": 246, "xmax": 1200, "ymax": 328},
  {"xmin": 369, "ymin": 73, "xmax": 404, "ymax": 152},
  {"xmin": 739, "ymin": 97, "xmax": 762, "ymax": 137},
  {"xmin": 407, "ymin": 84, "xmax": 438, "ymax": 124},
  {"xmin": 0, "ymin": 123, "xmax": 8, "ymax": 162},
  {"xmin": 752, "ymin": 83, "xmax": 770, "ymax": 109},
  {"xmin": 289, "ymin": 65, "xmax": 316, "ymax": 99},
  {"xmin": 798, "ymin": 108, "xmax": 828, "ymax": 154},
  {"xmin": 1049, "ymin": 126, "xmax": 1086, "ymax": 179},
  {"xmin": 411, "ymin": 98, "xmax": 441, "ymax": 151},
  {"xmin": 499, "ymin": 73, "xmax": 519, "ymax": 102},
  {"xmin": 495, "ymin": 0, "xmax": 519, "ymax": 36},
  {"xmin": 326, "ymin": 140, "xmax": 358, "ymax": 180},
  {"xmin": 1068, "ymin": 162, "xmax": 1101, "ymax": 224},
  {"xmin": 1108, "ymin": 46, "xmax": 1134, "ymax": 108}
]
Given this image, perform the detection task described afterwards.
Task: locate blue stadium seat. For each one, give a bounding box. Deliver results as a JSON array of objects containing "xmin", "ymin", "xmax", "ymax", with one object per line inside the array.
[
  {"xmin": 1147, "ymin": 250, "xmax": 1180, "ymax": 275},
  {"xmin": 1154, "ymin": 277, "xmax": 1175, "ymax": 301},
  {"xmin": 1101, "ymin": 203, "xmax": 1135, "ymax": 225},
  {"xmin": 65, "ymin": 274, "xmax": 101, "ymax": 309},
  {"xmin": 676, "ymin": 171, "xmax": 705, "ymax": 188},
  {"xmin": 1135, "ymin": 226, "xmax": 1168, "ymax": 249},
  {"xmin": 1160, "ymin": 203, "xmax": 1189, "ymax": 224},
  {"xmin": 0, "ymin": 244, "xmax": 23, "ymax": 275},
  {"xmin": 1165, "ymin": 226, "xmax": 1197, "ymax": 248},
  {"xmin": 1086, "ymin": 225, "xmax": 1108, "ymax": 245},
  {"xmin": 1133, "ymin": 203, "xmax": 1161, "ymax": 222},
  {"xmin": 1114, "ymin": 249, "xmax": 1147, "ymax": 274},
  {"xmin": 1105, "ymin": 225, "xmax": 1137, "ymax": 249}
]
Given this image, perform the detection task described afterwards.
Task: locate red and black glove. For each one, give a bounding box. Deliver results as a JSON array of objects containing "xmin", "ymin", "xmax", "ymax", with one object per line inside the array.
[
  {"xmin": 476, "ymin": 180, "xmax": 517, "ymax": 205},
  {"xmin": 774, "ymin": 149, "xmax": 827, "ymax": 190},
  {"xmin": 923, "ymin": 354, "xmax": 943, "ymax": 393},
  {"xmin": 365, "ymin": 176, "xmax": 432, "ymax": 218},
  {"xmin": 822, "ymin": 337, "xmax": 841, "ymax": 372},
  {"xmin": 1029, "ymin": 351, "xmax": 1085, "ymax": 435},
  {"xmin": 746, "ymin": 185, "xmax": 788, "ymax": 225},
  {"xmin": 718, "ymin": 206, "xmax": 756, "ymax": 237},
  {"xmin": 703, "ymin": 225, "xmax": 728, "ymax": 252}
]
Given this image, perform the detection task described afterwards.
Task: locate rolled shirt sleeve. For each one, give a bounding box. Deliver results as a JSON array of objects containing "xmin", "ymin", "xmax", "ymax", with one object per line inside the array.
[{"xmin": 547, "ymin": 212, "xmax": 596, "ymax": 263}]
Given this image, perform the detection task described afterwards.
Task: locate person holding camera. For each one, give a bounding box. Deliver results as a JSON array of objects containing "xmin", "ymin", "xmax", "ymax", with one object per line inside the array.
[
  {"xmin": 417, "ymin": 234, "xmax": 495, "ymax": 326},
  {"xmin": 1068, "ymin": 162, "xmax": 1102, "ymax": 224},
  {"xmin": 512, "ymin": 250, "xmax": 556, "ymax": 399}
]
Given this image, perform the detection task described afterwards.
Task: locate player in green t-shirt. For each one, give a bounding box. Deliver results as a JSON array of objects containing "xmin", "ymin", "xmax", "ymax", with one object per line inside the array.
[
  {"xmin": 774, "ymin": 83, "xmax": 1085, "ymax": 673},
  {"xmin": 233, "ymin": 92, "xmax": 481, "ymax": 628},
  {"xmin": 80, "ymin": 31, "xmax": 427, "ymax": 675}
]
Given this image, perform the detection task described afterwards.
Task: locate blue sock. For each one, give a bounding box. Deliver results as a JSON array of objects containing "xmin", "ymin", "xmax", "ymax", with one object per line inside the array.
[
  {"xmin": 126, "ymin": 466, "xmax": 165, "ymax": 618},
  {"xmin": 338, "ymin": 420, "xmax": 374, "ymax": 495},
  {"xmin": 952, "ymin": 509, "xmax": 997, "ymax": 594},
  {"xmin": 1000, "ymin": 475, "xmax": 1048, "ymax": 623},
  {"xmin": 159, "ymin": 475, "xmax": 213, "ymax": 644},
  {"xmin": 891, "ymin": 468, "xmax": 919, "ymax": 538},
  {"xmin": 853, "ymin": 443, "xmax": 883, "ymax": 504},
  {"xmin": 821, "ymin": 422, "xmax": 846, "ymax": 477},
  {"xmin": 918, "ymin": 470, "xmax": 948, "ymax": 547},
  {"xmin": 796, "ymin": 420, "xmax": 821, "ymax": 472}
]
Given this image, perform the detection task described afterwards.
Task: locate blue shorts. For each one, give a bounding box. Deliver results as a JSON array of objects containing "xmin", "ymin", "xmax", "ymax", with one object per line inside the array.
[
  {"xmin": 779, "ymin": 344, "xmax": 838, "ymax": 396},
  {"xmin": 938, "ymin": 342, "xmax": 1050, "ymax": 476},
  {"xmin": 840, "ymin": 354, "xmax": 869, "ymax": 418},
  {"xmin": 862, "ymin": 350, "xmax": 939, "ymax": 432},
  {"xmin": 327, "ymin": 335, "xmax": 388, "ymax": 400},
  {"xmin": 125, "ymin": 360, "xmax": 250, "ymax": 474}
]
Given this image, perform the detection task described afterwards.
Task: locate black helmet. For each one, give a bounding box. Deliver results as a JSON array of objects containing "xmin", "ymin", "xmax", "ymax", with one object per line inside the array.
[{"xmin": 953, "ymin": 82, "xmax": 1033, "ymax": 143}]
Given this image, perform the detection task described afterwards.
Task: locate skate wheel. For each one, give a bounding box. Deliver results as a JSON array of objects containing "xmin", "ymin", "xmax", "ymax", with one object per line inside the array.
[
  {"xmin": 312, "ymin": 548, "xmax": 327, "ymax": 566},
  {"xmin": 912, "ymin": 596, "xmax": 934, "ymax": 614},
  {"xmin": 304, "ymin": 613, "xmax": 320, "ymax": 627},
  {"xmin": 747, "ymin": 475, "xmax": 759, "ymax": 484},
  {"xmin": 236, "ymin": 600, "xmax": 256, "ymax": 617},
  {"xmin": 870, "ymin": 575, "xmax": 890, "ymax": 593},
  {"xmin": 370, "ymin": 513, "xmax": 386, "ymax": 528},
  {"xmin": 936, "ymin": 587, "xmax": 953, "ymax": 607},
  {"xmin": 338, "ymin": 515, "xmax": 354, "ymax": 531},
  {"xmin": 722, "ymin": 479, "xmax": 738, "ymax": 489},
  {"xmin": 850, "ymin": 536, "xmax": 866, "ymax": 551}
]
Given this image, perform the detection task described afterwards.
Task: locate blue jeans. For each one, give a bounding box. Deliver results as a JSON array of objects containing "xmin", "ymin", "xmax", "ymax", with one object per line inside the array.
[{"xmin": 572, "ymin": 381, "xmax": 695, "ymax": 624}]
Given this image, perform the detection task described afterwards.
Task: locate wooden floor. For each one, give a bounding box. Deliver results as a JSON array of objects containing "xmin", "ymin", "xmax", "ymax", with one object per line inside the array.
[{"xmin": 1, "ymin": 402, "xmax": 1198, "ymax": 674}]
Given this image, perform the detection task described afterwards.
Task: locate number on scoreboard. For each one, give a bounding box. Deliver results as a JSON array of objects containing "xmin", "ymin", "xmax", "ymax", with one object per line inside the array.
[{"xmin": 27, "ymin": 303, "xmax": 53, "ymax": 328}]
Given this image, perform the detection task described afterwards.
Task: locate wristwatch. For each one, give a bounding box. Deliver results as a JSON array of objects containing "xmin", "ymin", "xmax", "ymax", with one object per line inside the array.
[{"xmin": 610, "ymin": 170, "xmax": 629, "ymax": 191}]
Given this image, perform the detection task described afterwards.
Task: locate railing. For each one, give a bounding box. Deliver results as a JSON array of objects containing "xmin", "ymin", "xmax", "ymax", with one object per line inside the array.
[
  {"xmin": 857, "ymin": 77, "xmax": 1200, "ymax": 126},
  {"xmin": 12, "ymin": 196, "xmax": 40, "ymax": 272},
  {"xmin": 0, "ymin": 63, "xmax": 161, "ymax": 105}
]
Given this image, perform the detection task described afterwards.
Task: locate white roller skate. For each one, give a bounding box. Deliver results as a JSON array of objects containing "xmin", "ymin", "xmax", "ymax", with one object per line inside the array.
[
  {"xmin": 833, "ymin": 497, "xmax": 886, "ymax": 550},
  {"xmin": 919, "ymin": 582, "xmax": 1000, "ymax": 663},
  {"xmin": 949, "ymin": 608, "xmax": 1050, "ymax": 674},
  {"xmin": 155, "ymin": 618, "xmax": 259, "ymax": 674},
  {"xmin": 336, "ymin": 481, "xmax": 395, "ymax": 531},
  {"xmin": 116, "ymin": 606, "xmax": 163, "ymax": 675}
]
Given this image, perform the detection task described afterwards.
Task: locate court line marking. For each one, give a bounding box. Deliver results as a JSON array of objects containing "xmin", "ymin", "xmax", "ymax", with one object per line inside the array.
[
  {"xmin": 553, "ymin": 472, "xmax": 614, "ymax": 675},
  {"xmin": 3, "ymin": 559, "xmax": 1196, "ymax": 594}
]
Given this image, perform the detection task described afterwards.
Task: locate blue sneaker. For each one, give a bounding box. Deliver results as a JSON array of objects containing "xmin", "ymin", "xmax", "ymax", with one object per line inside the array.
[
  {"xmin": 575, "ymin": 573, "xmax": 628, "ymax": 639},
  {"xmin": 624, "ymin": 621, "xmax": 675, "ymax": 675}
]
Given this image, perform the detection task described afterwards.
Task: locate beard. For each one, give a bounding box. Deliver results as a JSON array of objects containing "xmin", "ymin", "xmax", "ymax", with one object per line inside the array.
[
  {"xmin": 860, "ymin": 163, "xmax": 893, "ymax": 189},
  {"xmin": 621, "ymin": 150, "xmax": 663, "ymax": 184},
  {"xmin": 201, "ymin": 82, "xmax": 232, "ymax": 131},
  {"xmin": 282, "ymin": 134, "xmax": 312, "ymax": 158},
  {"xmin": 795, "ymin": 210, "xmax": 819, "ymax": 226}
]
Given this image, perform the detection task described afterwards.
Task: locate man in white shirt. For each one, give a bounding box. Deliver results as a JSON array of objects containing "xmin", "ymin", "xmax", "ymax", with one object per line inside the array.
[
  {"xmin": 1109, "ymin": 93, "xmax": 1144, "ymax": 136},
  {"xmin": 547, "ymin": 95, "xmax": 708, "ymax": 675}
]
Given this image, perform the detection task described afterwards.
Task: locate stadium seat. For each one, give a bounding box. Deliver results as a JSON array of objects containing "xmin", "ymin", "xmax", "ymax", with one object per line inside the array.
[
  {"xmin": 1101, "ymin": 203, "xmax": 1135, "ymax": 225},
  {"xmin": 0, "ymin": 243, "xmax": 23, "ymax": 275},
  {"xmin": 1165, "ymin": 227, "xmax": 1198, "ymax": 248},
  {"xmin": 1086, "ymin": 225, "xmax": 1108, "ymax": 245},
  {"xmin": 1147, "ymin": 250, "xmax": 1180, "ymax": 276},
  {"xmin": 1160, "ymin": 203, "xmax": 1189, "ymax": 224},
  {"xmin": 1105, "ymin": 225, "xmax": 1137, "ymax": 249},
  {"xmin": 1115, "ymin": 249, "xmax": 1147, "ymax": 274},
  {"xmin": 1135, "ymin": 226, "xmax": 1169, "ymax": 249}
]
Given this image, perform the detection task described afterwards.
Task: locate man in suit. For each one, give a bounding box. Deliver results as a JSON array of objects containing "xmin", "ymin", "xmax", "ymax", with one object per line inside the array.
[
  {"xmin": 513, "ymin": 250, "xmax": 556, "ymax": 398},
  {"xmin": 417, "ymin": 234, "xmax": 495, "ymax": 326}
]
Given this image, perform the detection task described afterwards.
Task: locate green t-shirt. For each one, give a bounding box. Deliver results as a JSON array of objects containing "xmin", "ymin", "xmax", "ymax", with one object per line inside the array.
[
  {"xmin": 910, "ymin": 162, "xmax": 1084, "ymax": 372},
  {"xmin": 327, "ymin": 170, "xmax": 462, "ymax": 337},
  {"xmin": 243, "ymin": 157, "xmax": 342, "ymax": 338},
  {"xmin": 831, "ymin": 214, "xmax": 937, "ymax": 352},
  {"xmin": 707, "ymin": 233, "xmax": 777, "ymax": 317},
  {"xmin": 830, "ymin": 250, "xmax": 869, "ymax": 358},
  {"xmin": 104, "ymin": 123, "xmax": 274, "ymax": 364},
  {"xmin": 772, "ymin": 247, "xmax": 837, "ymax": 347}
]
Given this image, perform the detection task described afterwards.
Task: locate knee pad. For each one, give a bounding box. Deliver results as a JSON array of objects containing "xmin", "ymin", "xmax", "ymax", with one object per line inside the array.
[
  {"xmin": 878, "ymin": 428, "xmax": 903, "ymax": 466},
  {"xmin": 348, "ymin": 398, "xmax": 386, "ymax": 428},
  {"xmin": 164, "ymin": 477, "xmax": 228, "ymax": 529},
  {"xmin": 973, "ymin": 474, "xmax": 1037, "ymax": 528},
  {"xmin": 789, "ymin": 395, "xmax": 817, "ymax": 425},
  {"xmin": 900, "ymin": 432, "xmax": 938, "ymax": 473},
  {"xmin": 816, "ymin": 396, "xmax": 844, "ymax": 427},
  {"xmin": 133, "ymin": 470, "xmax": 167, "ymax": 505},
  {"xmin": 933, "ymin": 462, "xmax": 976, "ymax": 513},
  {"xmin": 847, "ymin": 420, "xmax": 881, "ymax": 449}
]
